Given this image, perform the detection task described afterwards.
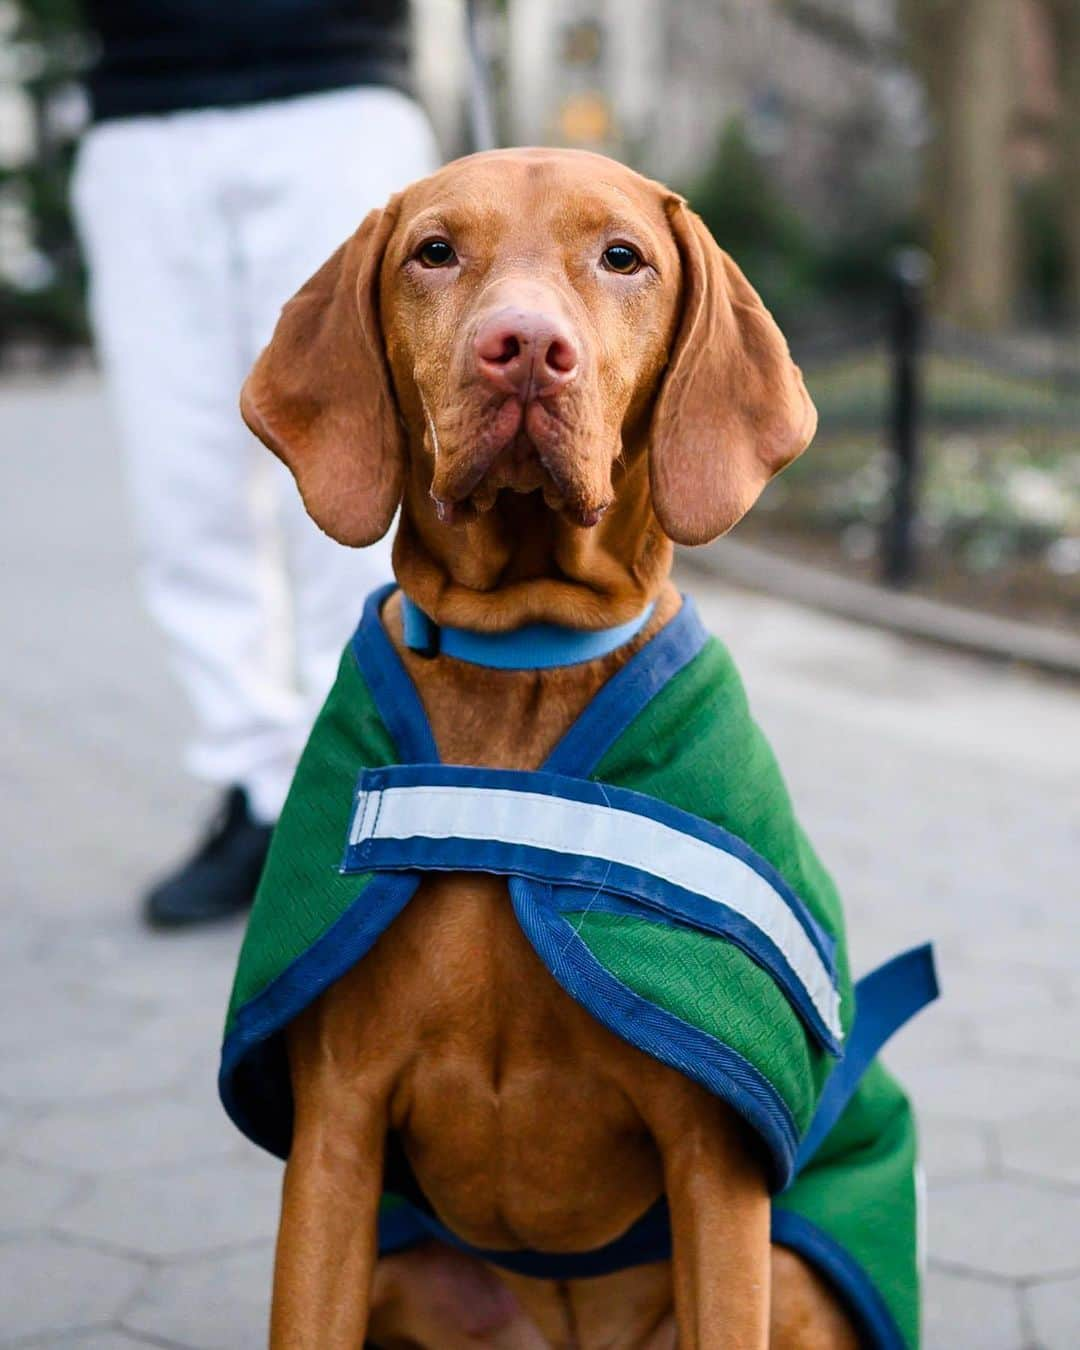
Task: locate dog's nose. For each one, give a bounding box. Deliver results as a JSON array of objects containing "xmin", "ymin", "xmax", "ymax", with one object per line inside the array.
[{"xmin": 474, "ymin": 308, "xmax": 579, "ymax": 397}]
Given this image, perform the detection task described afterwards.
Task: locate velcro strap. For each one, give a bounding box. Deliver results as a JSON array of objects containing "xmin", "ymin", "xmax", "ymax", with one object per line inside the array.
[
  {"xmin": 795, "ymin": 944, "xmax": 939, "ymax": 1171},
  {"xmin": 342, "ymin": 764, "xmax": 843, "ymax": 1052}
]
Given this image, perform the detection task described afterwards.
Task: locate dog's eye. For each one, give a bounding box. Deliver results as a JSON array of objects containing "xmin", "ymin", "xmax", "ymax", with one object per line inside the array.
[
  {"xmin": 601, "ymin": 244, "xmax": 642, "ymax": 275},
  {"xmin": 417, "ymin": 239, "xmax": 457, "ymax": 268}
]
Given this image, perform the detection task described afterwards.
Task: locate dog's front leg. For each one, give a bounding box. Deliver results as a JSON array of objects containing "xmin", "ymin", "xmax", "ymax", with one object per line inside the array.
[
  {"xmin": 269, "ymin": 1084, "xmax": 387, "ymax": 1349},
  {"xmin": 656, "ymin": 1099, "xmax": 772, "ymax": 1349}
]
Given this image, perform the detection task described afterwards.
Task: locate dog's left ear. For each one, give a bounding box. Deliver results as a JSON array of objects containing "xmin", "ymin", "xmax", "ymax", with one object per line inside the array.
[{"xmin": 649, "ymin": 199, "xmax": 817, "ymax": 545}]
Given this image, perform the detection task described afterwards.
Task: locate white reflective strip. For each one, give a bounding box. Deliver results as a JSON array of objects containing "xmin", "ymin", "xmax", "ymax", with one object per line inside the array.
[{"xmin": 352, "ymin": 784, "xmax": 841, "ymax": 1038}]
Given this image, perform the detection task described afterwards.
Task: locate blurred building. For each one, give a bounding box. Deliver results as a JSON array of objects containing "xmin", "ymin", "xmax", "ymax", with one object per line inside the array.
[
  {"xmin": 413, "ymin": 0, "xmax": 470, "ymax": 158},
  {"xmin": 505, "ymin": 0, "xmax": 921, "ymax": 218},
  {"xmin": 0, "ymin": 0, "xmax": 468, "ymax": 348},
  {"xmin": 504, "ymin": 0, "xmax": 1078, "ymax": 327},
  {"xmin": 2, "ymin": 0, "xmax": 1076, "ymax": 343}
]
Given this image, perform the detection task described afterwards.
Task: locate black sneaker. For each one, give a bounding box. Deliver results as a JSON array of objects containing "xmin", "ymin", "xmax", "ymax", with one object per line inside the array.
[{"xmin": 143, "ymin": 786, "xmax": 273, "ymax": 930}]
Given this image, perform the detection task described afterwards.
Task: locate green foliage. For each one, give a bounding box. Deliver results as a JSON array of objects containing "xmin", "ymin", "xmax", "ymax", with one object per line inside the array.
[
  {"xmin": 687, "ymin": 113, "xmax": 1070, "ymax": 333},
  {"xmin": 815, "ymin": 211, "xmax": 921, "ymax": 303},
  {"xmin": 685, "ymin": 118, "xmax": 816, "ymax": 321},
  {"xmin": 685, "ymin": 117, "xmax": 920, "ymax": 323},
  {"xmin": 15, "ymin": 0, "xmax": 85, "ymax": 42},
  {"xmin": 755, "ymin": 349, "xmax": 1079, "ymax": 607},
  {"xmin": 2, "ymin": 0, "xmax": 89, "ymax": 350}
]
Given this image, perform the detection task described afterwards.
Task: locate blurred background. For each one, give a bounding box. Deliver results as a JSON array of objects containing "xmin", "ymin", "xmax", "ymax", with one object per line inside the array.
[
  {"xmin": 2, "ymin": 4, "xmax": 1079, "ymax": 1349},
  {"xmin": 2, "ymin": 0, "xmax": 1078, "ymax": 628}
]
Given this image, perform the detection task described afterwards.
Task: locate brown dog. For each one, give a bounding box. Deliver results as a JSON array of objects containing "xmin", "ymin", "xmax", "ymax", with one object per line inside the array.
[{"xmin": 241, "ymin": 148, "xmax": 856, "ymax": 1348}]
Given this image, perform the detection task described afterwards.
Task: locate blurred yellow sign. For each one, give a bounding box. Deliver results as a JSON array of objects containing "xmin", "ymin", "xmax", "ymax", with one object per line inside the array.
[{"xmin": 558, "ymin": 92, "xmax": 611, "ymax": 145}]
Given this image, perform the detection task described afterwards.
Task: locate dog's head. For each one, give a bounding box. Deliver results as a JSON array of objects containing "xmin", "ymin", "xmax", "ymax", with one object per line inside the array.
[{"xmin": 241, "ymin": 149, "xmax": 815, "ymax": 552}]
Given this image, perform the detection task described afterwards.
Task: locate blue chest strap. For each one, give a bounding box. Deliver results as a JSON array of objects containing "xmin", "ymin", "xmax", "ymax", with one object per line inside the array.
[{"xmin": 795, "ymin": 943, "xmax": 938, "ymax": 1170}]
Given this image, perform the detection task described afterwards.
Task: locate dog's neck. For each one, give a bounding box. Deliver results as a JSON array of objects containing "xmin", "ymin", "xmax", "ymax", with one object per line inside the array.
[{"xmin": 391, "ymin": 446, "xmax": 673, "ymax": 633}]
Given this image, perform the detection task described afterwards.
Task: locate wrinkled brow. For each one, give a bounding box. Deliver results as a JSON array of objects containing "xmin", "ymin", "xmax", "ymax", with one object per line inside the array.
[
  {"xmin": 548, "ymin": 197, "xmax": 668, "ymax": 262},
  {"xmin": 398, "ymin": 200, "xmax": 514, "ymax": 253}
]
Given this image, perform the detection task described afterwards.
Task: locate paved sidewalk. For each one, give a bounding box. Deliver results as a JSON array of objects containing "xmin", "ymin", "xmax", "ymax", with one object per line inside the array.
[{"xmin": 2, "ymin": 373, "xmax": 1078, "ymax": 1348}]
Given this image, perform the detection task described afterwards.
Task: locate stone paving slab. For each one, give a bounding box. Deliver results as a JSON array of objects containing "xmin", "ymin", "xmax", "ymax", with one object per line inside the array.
[
  {"xmin": 998, "ymin": 1111, "xmax": 1080, "ymax": 1189},
  {"xmin": 975, "ymin": 1007, "xmax": 1080, "ymax": 1069},
  {"xmin": 55, "ymin": 1157, "xmax": 281, "ymax": 1261},
  {"xmin": 0, "ymin": 1158, "xmax": 84, "ymax": 1235},
  {"xmin": 32, "ymin": 1334, "xmax": 163, "ymax": 1349},
  {"xmin": 930, "ymin": 1178, "xmax": 1080, "ymax": 1281},
  {"xmin": 923, "ymin": 1268, "xmax": 1028, "ymax": 1350},
  {"xmin": 13, "ymin": 1097, "xmax": 240, "ymax": 1175},
  {"xmin": 123, "ymin": 1242, "xmax": 275, "ymax": 1350},
  {"xmin": 899, "ymin": 1059, "xmax": 1080, "ymax": 1127},
  {"xmin": 3, "ymin": 375, "xmax": 1079, "ymax": 1347},
  {"xmin": 0, "ymin": 1235, "xmax": 147, "ymax": 1345},
  {"xmin": 919, "ymin": 1118, "xmax": 994, "ymax": 1186},
  {"xmin": 1026, "ymin": 1277, "xmax": 1080, "ymax": 1350}
]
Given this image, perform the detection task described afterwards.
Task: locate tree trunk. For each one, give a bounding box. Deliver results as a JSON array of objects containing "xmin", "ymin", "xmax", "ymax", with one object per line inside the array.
[
  {"xmin": 1046, "ymin": 0, "xmax": 1080, "ymax": 323},
  {"xmin": 903, "ymin": 0, "xmax": 1020, "ymax": 330}
]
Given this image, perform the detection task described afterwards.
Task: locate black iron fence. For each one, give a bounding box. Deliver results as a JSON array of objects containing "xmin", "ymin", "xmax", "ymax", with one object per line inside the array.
[{"xmin": 776, "ymin": 275, "xmax": 1079, "ymax": 626}]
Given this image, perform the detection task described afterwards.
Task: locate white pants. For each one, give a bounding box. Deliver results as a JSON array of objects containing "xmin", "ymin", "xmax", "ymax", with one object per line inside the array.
[{"xmin": 72, "ymin": 87, "xmax": 439, "ymax": 822}]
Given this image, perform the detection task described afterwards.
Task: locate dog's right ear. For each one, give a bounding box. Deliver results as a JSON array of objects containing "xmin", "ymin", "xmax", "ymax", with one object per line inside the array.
[{"xmin": 240, "ymin": 203, "xmax": 404, "ymax": 546}]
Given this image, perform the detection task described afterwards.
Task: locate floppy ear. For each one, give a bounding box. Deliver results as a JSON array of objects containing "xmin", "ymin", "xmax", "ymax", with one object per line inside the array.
[
  {"xmin": 649, "ymin": 199, "xmax": 817, "ymax": 545},
  {"xmin": 240, "ymin": 203, "xmax": 404, "ymax": 546}
]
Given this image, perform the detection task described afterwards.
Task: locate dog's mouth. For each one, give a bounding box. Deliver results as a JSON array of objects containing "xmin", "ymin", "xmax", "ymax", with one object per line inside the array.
[{"xmin": 429, "ymin": 396, "xmax": 611, "ymax": 529}]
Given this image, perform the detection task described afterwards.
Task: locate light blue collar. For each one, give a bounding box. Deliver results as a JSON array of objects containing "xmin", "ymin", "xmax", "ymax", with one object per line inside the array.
[{"xmin": 400, "ymin": 593, "xmax": 656, "ymax": 670}]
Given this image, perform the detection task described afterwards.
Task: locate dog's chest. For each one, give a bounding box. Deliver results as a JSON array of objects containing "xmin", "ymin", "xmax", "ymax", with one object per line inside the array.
[
  {"xmin": 400, "ymin": 647, "xmax": 610, "ymax": 772},
  {"xmin": 357, "ymin": 606, "xmax": 684, "ymax": 1249},
  {"xmin": 370, "ymin": 868, "xmax": 670, "ymax": 1252}
]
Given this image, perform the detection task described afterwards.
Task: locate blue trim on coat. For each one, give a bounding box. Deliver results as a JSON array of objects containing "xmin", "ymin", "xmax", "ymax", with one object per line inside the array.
[
  {"xmin": 356, "ymin": 586, "xmax": 709, "ymax": 781},
  {"xmin": 510, "ymin": 878, "xmax": 801, "ymax": 1188},
  {"xmin": 795, "ymin": 944, "xmax": 938, "ymax": 1171},
  {"xmin": 219, "ymin": 872, "xmax": 421, "ymax": 1156},
  {"xmin": 378, "ymin": 1194, "xmax": 674, "ymax": 1279},
  {"xmin": 544, "ymin": 595, "xmax": 710, "ymax": 777},
  {"xmin": 345, "ymin": 762, "xmax": 838, "ymax": 974},
  {"xmin": 400, "ymin": 592, "xmax": 658, "ymax": 670},
  {"xmin": 545, "ymin": 884, "xmax": 841, "ymax": 1052},
  {"xmin": 377, "ymin": 1199, "xmax": 432, "ymax": 1254},
  {"xmin": 350, "ymin": 584, "xmax": 440, "ymax": 765},
  {"xmin": 771, "ymin": 1209, "xmax": 907, "ymax": 1350}
]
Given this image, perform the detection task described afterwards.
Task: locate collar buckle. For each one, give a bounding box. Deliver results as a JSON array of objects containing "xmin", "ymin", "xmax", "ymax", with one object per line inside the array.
[{"xmin": 401, "ymin": 599, "xmax": 440, "ymax": 659}]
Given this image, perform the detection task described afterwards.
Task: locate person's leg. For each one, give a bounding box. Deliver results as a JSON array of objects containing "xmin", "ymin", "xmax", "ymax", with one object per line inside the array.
[
  {"xmin": 71, "ymin": 116, "xmax": 294, "ymax": 919},
  {"xmin": 234, "ymin": 87, "xmax": 440, "ymax": 720}
]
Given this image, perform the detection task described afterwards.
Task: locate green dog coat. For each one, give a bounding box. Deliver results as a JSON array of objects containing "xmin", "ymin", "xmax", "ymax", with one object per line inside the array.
[{"xmin": 220, "ymin": 585, "xmax": 936, "ymax": 1349}]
